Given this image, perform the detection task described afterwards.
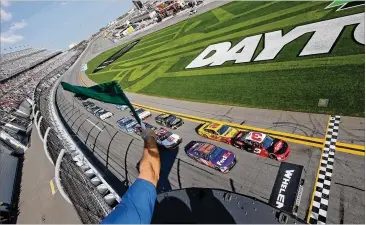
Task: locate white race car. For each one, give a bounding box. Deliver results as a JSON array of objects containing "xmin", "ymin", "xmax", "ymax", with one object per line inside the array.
[
  {"xmin": 96, "ymin": 109, "xmax": 113, "ymax": 120},
  {"xmin": 155, "ymin": 127, "xmax": 182, "ymax": 149},
  {"xmin": 131, "ymin": 108, "xmax": 151, "ymax": 120},
  {"xmin": 100, "ymin": 111, "xmax": 113, "ymax": 120}
]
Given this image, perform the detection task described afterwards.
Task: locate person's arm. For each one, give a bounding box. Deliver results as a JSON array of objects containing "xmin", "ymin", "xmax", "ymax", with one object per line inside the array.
[
  {"xmin": 138, "ymin": 129, "xmax": 160, "ymax": 186},
  {"xmin": 100, "ymin": 129, "xmax": 160, "ymax": 224}
]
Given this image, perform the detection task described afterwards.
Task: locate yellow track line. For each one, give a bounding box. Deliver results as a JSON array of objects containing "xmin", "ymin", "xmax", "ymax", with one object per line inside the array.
[
  {"xmin": 50, "ymin": 179, "xmax": 56, "ymax": 195},
  {"xmin": 78, "ymin": 72, "xmax": 364, "ymax": 156}
]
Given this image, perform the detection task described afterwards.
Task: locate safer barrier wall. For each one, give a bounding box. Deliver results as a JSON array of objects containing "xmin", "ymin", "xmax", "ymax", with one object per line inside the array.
[{"xmin": 32, "ymin": 51, "xmax": 115, "ymax": 223}]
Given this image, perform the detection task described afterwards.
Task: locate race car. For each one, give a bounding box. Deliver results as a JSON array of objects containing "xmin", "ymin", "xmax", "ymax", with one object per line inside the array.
[
  {"xmin": 76, "ymin": 96, "xmax": 88, "ymax": 101},
  {"xmin": 131, "ymin": 108, "xmax": 151, "ymax": 120},
  {"xmin": 232, "ymin": 131, "xmax": 290, "ymax": 161},
  {"xmin": 87, "ymin": 105, "xmax": 101, "ymax": 113},
  {"xmin": 95, "ymin": 109, "xmax": 113, "ymax": 120},
  {"xmin": 197, "ymin": 122, "xmax": 238, "ymax": 144},
  {"xmin": 116, "ymin": 104, "xmax": 129, "ymax": 110},
  {"xmin": 82, "ymin": 101, "xmax": 94, "ymax": 108},
  {"xmin": 155, "ymin": 114, "xmax": 184, "ymax": 129},
  {"xmin": 185, "ymin": 141, "xmax": 236, "ymax": 173},
  {"xmin": 133, "ymin": 122, "xmax": 158, "ymax": 135},
  {"xmin": 155, "ymin": 127, "xmax": 182, "ymax": 149},
  {"xmin": 117, "ymin": 117, "xmax": 138, "ymax": 133}
]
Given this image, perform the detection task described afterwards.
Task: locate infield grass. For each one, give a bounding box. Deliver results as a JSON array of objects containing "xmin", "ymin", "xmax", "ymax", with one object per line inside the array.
[{"xmin": 86, "ymin": 1, "xmax": 365, "ymax": 116}]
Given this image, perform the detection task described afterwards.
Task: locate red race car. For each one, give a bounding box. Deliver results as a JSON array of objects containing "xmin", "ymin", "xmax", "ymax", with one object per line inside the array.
[{"xmin": 232, "ymin": 131, "xmax": 290, "ymax": 161}]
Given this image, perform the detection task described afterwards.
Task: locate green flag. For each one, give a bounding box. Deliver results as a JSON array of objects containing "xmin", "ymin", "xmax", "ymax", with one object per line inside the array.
[{"xmin": 61, "ymin": 81, "xmax": 144, "ymax": 128}]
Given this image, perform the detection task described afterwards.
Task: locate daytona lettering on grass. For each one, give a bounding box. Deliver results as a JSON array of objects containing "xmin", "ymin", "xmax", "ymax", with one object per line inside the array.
[{"xmin": 186, "ymin": 13, "xmax": 364, "ymax": 69}]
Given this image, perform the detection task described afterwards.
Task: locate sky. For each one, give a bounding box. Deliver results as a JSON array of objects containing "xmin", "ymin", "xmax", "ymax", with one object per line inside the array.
[{"xmin": 0, "ymin": 0, "xmax": 132, "ymax": 52}]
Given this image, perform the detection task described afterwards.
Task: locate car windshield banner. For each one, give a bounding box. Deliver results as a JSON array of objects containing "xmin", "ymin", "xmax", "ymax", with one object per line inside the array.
[{"xmin": 269, "ymin": 162, "xmax": 303, "ymax": 213}]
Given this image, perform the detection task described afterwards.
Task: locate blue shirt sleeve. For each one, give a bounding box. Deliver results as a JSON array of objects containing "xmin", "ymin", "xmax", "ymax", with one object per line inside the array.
[{"xmin": 101, "ymin": 178, "xmax": 156, "ymax": 224}]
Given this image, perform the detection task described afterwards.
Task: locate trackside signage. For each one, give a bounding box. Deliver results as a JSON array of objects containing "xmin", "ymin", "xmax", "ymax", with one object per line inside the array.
[
  {"xmin": 269, "ymin": 162, "xmax": 303, "ymax": 214},
  {"xmin": 186, "ymin": 13, "xmax": 364, "ymax": 69}
]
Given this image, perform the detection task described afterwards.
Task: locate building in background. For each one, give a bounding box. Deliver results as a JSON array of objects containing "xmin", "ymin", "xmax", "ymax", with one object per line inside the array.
[{"xmin": 133, "ymin": 0, "xmax": 144, "ymax": 10}]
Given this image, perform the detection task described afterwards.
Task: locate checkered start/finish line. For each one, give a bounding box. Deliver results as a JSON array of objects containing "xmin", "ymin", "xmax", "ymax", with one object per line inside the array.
[{"xmin": 308, "ymin": 115, "xmax": 341, "ymax": 224}]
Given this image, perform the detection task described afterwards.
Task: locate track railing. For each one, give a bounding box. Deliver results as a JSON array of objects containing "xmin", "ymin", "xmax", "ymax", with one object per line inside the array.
[{"xmin": 32, "ymin": 49, "xmax": 118, "ymax": 223}]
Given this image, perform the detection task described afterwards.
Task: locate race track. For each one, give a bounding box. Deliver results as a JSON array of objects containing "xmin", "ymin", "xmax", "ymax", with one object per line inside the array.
[{"xmin": 59, "ymin": 2, "xmax": 365, "ymax": 223}]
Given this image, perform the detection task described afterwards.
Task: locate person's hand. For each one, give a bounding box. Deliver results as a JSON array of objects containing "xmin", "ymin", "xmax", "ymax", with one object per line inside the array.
[{"xmin": 141, "ymin": 129, "xmax": 157, "ymax": 142}]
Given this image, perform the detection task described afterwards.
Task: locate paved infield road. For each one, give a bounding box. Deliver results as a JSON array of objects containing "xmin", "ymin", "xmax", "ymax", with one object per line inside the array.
[{"xmin": 59, "ymin": 1, "xmax": 365, "ymax": 223}]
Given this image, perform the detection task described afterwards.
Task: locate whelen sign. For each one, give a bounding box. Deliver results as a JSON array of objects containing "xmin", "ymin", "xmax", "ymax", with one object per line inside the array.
[{"xmin": 269, "ymin": 162, "xmax": 304, "ymax": 214}]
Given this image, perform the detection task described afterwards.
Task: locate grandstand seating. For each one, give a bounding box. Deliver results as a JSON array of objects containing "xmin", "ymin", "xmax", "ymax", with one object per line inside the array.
[
  {"xmin": 0, "ymin": 51, "xmax": 77, "ymax": 115},
  {"xmin": 0, "ymin": 48, "xmax": 44, "ymax": 65},
  {"xmin": 0, "ymin": 48, "xmax": 78, "ymax": 154},
  {"xmin": 0, "ymin": 49, "xmax": 61, "ymax": 82}
]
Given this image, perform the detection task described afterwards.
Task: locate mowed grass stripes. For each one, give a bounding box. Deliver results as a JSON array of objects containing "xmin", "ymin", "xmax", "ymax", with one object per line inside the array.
[{"xmin": 86, "ymin": 1, "xmax": 365, "ymax": 116}]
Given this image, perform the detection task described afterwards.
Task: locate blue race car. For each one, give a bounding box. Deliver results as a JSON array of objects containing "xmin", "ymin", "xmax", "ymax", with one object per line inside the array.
[
  {"xmin": 184, "ymin": 141, "xmax": 236, "ymax": 173},
  {"xmin": 117, "ymin": 117, "xmax": 138, "ymax": 133}
]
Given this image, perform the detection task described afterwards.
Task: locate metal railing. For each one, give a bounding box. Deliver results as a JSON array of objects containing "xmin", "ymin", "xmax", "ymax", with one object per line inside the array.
[{"xmin": 32, "ymin": 49, "xmax": 116, "ymax": 223}]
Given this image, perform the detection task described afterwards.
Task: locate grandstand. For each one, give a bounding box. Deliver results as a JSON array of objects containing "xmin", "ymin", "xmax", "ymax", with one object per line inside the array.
[
  {"xmin": 0, "ymin": 48, "xmax": 43, "ymax": 64},
  {"xmin": 0, "ymin": 48, "xmax": 61, "ymax": 82},
  {"xmin": 0, "ymin": 44, "xmax": 86, "ymax": 222},
  {"xmin": 0, "ymin": 48, "xmax": 78, "ymax": 154}
]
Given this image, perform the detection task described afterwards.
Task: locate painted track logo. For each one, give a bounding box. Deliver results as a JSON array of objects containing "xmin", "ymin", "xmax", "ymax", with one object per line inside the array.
[{"xmin": 326, "ymin": 0, "xmax": 364, "ymax": 11}]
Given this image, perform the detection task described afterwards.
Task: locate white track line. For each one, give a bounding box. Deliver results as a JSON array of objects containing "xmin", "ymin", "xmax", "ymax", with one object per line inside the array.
[{"xmin": 86, "ymin": 119, "xmax": 103, "ymax": 132}]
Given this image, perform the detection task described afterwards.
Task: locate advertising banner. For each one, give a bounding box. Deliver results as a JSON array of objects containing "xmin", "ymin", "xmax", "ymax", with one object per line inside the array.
[{"xmin": 269, "ymin": 162, "xmax": 304, "ymax": 213}]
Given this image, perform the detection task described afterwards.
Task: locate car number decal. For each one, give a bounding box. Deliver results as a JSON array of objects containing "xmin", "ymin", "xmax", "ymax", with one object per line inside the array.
[{"xmin": 254, "ymin": 148, "xmax": 261, "ymax": 154}]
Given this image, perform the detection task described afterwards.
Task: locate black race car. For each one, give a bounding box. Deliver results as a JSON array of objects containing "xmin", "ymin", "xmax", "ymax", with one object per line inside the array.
[{"xmin": 155, "ymin": 114, "xmax": 184, "ymax": 129}]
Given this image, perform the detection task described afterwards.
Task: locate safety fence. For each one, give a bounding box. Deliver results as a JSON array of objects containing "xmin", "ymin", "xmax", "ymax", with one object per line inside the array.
[
  {"xmin": 53, "ymin": 83, "xmax": 257, "ymax": 199},
  {"xmin": 32, "ymin": 50, "xmax": 117, "ymax": 223}
]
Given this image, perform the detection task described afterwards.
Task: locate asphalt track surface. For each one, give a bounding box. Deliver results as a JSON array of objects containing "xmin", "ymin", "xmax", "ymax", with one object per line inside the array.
[
  {"xmin": 60, "ymin": 2, "xmax": 365, "ymax": 223},
  {"xmin": 17, "ymin": 127, "xmax": 80, "ymax": 223}
]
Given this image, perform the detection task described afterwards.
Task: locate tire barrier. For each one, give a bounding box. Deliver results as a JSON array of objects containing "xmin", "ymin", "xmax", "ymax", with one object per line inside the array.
[{"xmin": 32, "ymin": 48, "xmax": 118, "ymax": 223}]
